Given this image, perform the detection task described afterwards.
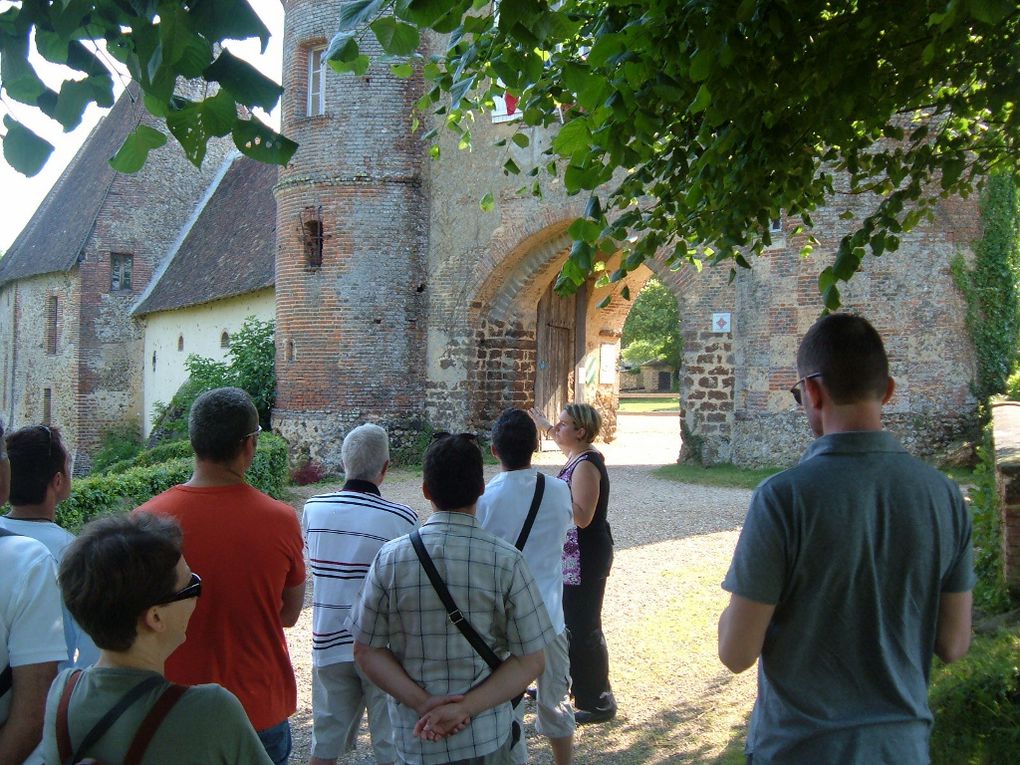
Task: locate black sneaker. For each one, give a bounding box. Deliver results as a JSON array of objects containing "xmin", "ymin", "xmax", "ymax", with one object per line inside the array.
[{"xmin": 574, "ymin": 693, "xmax": 617, "ymax": 725}]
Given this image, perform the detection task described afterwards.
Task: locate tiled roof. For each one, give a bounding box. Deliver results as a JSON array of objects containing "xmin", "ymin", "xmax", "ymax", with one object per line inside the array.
[
  {"xmin": 0, "ymin": 87, "xmax": 146, "ymax": 285},
  {"xmin": 133, "ymin": 154, "xmax": 277, "ymax": 315}
]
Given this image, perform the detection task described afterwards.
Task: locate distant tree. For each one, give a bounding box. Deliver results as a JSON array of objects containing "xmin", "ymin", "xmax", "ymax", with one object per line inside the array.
[{"xmin": 620, "ymin": 278, "xmax": 681, "ymax": 368}]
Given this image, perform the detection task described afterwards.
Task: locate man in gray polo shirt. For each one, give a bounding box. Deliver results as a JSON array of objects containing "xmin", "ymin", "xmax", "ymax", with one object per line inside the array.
[{"xmin": 718, "ymin": 313, "xmax": 975, "ymax": 764}]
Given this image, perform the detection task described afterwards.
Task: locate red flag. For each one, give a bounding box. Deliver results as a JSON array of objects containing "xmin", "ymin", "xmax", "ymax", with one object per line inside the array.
[{"xmin": 504, "ymin": 94, "xmax": 519, "ymax": 114}]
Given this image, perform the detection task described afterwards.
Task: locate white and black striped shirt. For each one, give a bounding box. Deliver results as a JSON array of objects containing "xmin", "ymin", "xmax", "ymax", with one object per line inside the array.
[{"xmin": 302, "ymin": 479, "xmax": 419, "ymax": 666}]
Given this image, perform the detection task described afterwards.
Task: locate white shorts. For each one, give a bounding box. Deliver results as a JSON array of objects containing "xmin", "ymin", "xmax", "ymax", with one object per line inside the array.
[
  {"xmin": 311, "ymin": 661, "xmax": 395, "ymax": 762},
  {"xmin": 511, "ymin": 630, "xmax": 575, "ymax": 764}
]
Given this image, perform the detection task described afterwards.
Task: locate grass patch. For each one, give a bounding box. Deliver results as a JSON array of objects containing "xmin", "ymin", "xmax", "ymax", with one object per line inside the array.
[
  {"xmin": 618, "ymin": 396, "xmax": 680, "ymax": 414},
  {"xmin": 930, "ymin": 628, "xmax": 1020, "ymax": 765},
  {"xmin": 654, "ymin": 463, "xmax": 784, "ymax": 490}
]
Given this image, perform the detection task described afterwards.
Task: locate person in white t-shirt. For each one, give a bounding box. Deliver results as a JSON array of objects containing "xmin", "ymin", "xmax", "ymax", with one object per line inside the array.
[
  {"xmin": 477, "ymin": 409, "xmax": 575, "ymax": 765},
  {"xmin": 0, "ymin": 528, "xmax": 66, "ymax": 764},
  {"xmin": 1, "ymin": 425, "xmax": 99, "ymax": 669}
]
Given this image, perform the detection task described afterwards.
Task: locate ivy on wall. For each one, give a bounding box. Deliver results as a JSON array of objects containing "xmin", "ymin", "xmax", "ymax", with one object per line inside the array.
[{"xmin": 952, "ymin": 171, "xmax": 1020, "ymax": 401}]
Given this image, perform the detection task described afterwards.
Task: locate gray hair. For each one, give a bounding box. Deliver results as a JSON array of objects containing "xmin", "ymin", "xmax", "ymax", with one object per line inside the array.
[
  {"xmin": 341, "ymin": 423, "xmax": 390, "ymax": 481},
  {"xmin": 189, "ymin": 387, "xmax": 259, "ymax": 463}
]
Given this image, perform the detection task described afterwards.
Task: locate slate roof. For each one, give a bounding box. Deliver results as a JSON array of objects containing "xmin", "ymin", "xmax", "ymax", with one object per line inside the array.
[
  {"xmin": 0, "ymin": 86, "xmax": 146, "ymax": 286},
  {"xmin": 133, "ymin": 154, "xmax": 277, "ymax": 315}
]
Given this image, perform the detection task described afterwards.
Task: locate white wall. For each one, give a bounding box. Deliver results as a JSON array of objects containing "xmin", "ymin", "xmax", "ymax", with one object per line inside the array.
[{"xmin": 141, "ymin": 289, "xmax": 274, "ymax": 436}]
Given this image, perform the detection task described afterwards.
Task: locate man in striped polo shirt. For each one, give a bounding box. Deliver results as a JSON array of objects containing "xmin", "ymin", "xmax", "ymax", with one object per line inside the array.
[{"xmin": 303, "ymin": 424, "xmax": 419, "ymax": 765}]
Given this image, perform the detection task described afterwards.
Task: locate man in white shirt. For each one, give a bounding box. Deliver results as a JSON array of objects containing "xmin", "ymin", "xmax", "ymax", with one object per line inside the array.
[
  {"xmin": 1, "ymin": 425, "xmax": 99, "ymax": 670},
  {"xmin": 303, "ymin": 424, "xmax": 419, "ymax": 765},
  {"xmin": 477, "ymin": 409, "xmax": 575, "ymax": 765}
]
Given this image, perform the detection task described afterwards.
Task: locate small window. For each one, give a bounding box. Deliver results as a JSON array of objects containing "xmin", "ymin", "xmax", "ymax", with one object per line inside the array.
[
  {"xmin": 152, "ymin": 351, "xmax": 157, "ymax": 372},
  {"xmin": 221, "ymin": 331, "xmax": 231, "ymax": 348},
  {"xmin": 286, "ymin": 339, "xmax": 295, "ymax": 362},
  {"xmin": 304, "ymin": 220, "xmax": 324, "ymax": 268},
  {"xmin": 769, "ymin": 217, "xmax": 783, "ymax": 234},
  {"xmin": 111, "ymin": 253, "xmax": 133, "ymax": 291},
  {"xmin": 46, "ymin": 296, "xmax": 58, "ymax": 354},
  {"xmin": 42, "ymin": 387, "xmax": 52, "ymax": 425},
  {"xmin": 178, "ymin": 335, "xmax": 184, "ymax": 352},
  {"xmin": 307, "ymin": 46, "xmax": 326, "ymax": 117}
]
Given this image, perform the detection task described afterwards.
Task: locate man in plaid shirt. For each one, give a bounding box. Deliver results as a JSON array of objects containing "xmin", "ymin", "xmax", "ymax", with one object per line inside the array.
[{"xmin": 352, "ymin": 433, "xmax": 555, "ymax": 765}]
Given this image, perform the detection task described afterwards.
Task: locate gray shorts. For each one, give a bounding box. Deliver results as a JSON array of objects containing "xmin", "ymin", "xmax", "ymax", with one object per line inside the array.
[
  {"xmin": 511, "ymin": 630, "xmax": 575, "ymax": 764},
  {"xmin": 311, "ymin": 661, "xmax": 395, "ymax": 762}
]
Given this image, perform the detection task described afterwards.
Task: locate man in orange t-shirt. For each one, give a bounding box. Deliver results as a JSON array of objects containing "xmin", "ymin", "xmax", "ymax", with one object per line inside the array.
[{"xmin": 138, "ymin": 387, "xmax": 305, "ymax": 764}]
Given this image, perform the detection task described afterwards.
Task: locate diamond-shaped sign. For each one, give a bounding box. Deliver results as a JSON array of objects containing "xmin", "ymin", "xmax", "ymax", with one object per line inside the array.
[{"xmin": 712, "ymin": 312, "xmax": 732, "ymax": 333}]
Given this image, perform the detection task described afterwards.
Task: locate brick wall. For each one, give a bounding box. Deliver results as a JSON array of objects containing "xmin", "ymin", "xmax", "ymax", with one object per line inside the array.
[
  {"xmin": 273, "ymin": 1, "xmax": 428, "ymax": 469},
  {"xmin": 991, "ymin": 402, "xmax": 1020, "ymax": 597}
]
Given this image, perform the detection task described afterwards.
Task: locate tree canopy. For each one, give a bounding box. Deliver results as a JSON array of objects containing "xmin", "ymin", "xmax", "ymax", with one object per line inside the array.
[
  {"xmin": 3, "ymin": 1, "xmax": 1018, "ymax": 309},
  {"xmin": 0, "ymin": 0, "xmax": 295, "ymax": 176},
  {"xmin": 621, "ymin": 278, "xmax": 681, "ymax": 368},
  {"xmin": 327, "ymin": 0, "xmax": 1020, "ymax": 308}
]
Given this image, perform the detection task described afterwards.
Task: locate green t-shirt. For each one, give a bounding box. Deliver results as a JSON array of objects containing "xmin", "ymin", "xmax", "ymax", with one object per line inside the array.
[
  {"xmin": 723, "ymin": 431, "xmax": 975, "ymax": 765},
  {"xmin": 43, "ymin": 667, "xmax": 273, "ymax": 765}
]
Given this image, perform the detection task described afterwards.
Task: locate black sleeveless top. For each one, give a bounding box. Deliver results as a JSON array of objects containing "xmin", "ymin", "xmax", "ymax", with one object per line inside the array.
[{"xmin": 559, "ymin": 450, "xmax": 614, "ymax": 580}]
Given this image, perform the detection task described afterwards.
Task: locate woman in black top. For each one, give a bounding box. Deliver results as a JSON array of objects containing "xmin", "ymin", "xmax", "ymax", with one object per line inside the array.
[{"xmin": 530, "ymin": 403, "xmax": 616, "ymax": 724}]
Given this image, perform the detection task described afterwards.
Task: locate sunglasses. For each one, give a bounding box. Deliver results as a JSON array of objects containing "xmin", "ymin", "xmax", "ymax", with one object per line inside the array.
[
  {"xmin": 38, "ymin": 424, "xmax": 52, "ymax": 460},
  {"xmin": 154, "ymin": 572, "xmax": 202, "ymax": 605},
  {"xmin": 241, "ymin": 424, "xmax": 262, "ymax": 442},
  {"xmin": 790, "ymin": 372, "xmax": 823, "ymax": 405}
]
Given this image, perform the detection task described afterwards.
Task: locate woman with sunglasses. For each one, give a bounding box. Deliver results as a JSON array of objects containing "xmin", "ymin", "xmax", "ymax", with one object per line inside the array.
[
  {"xmin": 41, "ymin": 512, "xmax": 272, "ymax": 764},
  {"xmin": 529, "ymin": 404, "xmax": 617, "ymax": 725}
]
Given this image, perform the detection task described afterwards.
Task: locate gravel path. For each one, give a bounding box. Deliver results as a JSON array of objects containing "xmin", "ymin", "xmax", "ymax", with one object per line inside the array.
[{"xmin": 284, "ymin": 415, "xmax": 758, "ymax": 764}]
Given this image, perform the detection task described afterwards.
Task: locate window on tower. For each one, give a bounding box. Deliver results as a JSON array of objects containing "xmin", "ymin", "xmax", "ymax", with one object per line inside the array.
[{"xmin": 308, "ymin": 46, "xmax": 326, "ymax": 117}]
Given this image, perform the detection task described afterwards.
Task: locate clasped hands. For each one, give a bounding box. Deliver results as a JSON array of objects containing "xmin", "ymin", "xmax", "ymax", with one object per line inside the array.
[{"xmin": 414, "ymin": 695, "xmax": 471, "ymax": 741}]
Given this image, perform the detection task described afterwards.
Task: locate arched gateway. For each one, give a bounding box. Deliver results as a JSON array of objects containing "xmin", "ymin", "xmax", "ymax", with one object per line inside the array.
[{"xmin": 272, "ymin": 1, "xmax": 980, "ymax": 470}]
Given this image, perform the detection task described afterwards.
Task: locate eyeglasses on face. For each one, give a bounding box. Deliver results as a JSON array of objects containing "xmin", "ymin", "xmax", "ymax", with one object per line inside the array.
[
  {"xmin": 790, "ymin": 372, "xmax": 823, "ymax": 405},
  {"xmin": 154, "ymin": 572, "xmax": 202, "ymax": 605}
]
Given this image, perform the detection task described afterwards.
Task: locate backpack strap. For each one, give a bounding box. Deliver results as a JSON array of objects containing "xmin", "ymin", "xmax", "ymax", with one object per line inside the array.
[
  {"xmin": 56, "ymin": 670, "xmax": 85, "ymax": 764},
  {"xmin": 122, "ymin": 684, "xmax": 188, "ymax": 765},
  {"xmin": 513, "ymin": 473, "xmax": 545, "ymax": 551},
  {"xmin": 64, "ymin": 674, "xmax": 164, "ymax": 765}
]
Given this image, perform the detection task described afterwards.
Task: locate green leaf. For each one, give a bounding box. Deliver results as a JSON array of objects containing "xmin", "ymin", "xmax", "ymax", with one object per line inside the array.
[
  {"xmin": 503, "ymin": 158, "xmax": 520, "ymax": 175},
  {"xmin": 232, "ymin": 119, "xmax": 299, "ymax": 166},
  {"xmin": 449, "ymin": 76, "xmax": 476, "ymax": 107},
  {"xmin": 0, "ymin": 35, "xmax": 49, "ymax": 104},
  {"xmin": 552, "ymin": 119, "xmax": 591, "ymax": 155},
  {"xmin": 968, "ymin": 0, "xmax": 1013, "ymax": 25},
  {"xmin": 511, "ymin": 132, "xmax": 530, "ymax": 148},
  {"xmin": 689, "ymin": 84, "xmax": 711, "ymax": 114},
  {"xmin": 391, "ymin": 62, "xmax": 414, "ymax": 78},
  {"xmin": 51, "ymin": 78, "xmax": 99, "ymax": 130},
  {"xmin": 109, "ymin": 125, "xmax": 168, "ymax": 174},
  {"xmin": 187, "ymin": 0, "xmax": 272, "ymax": 51},
  {"xmin": 2, "ymin": 116, "xmax": 55, "ymax": 177},
  {"xmin": 479, "ymin": 192, "xmax": 495, "ymax": 212},
  {"xmin": 689, "ymin": 49, "xmax": 712, "ymax": 82},
  {"xmin": 371, "ymin": 17, "xmax": 421, "ymax": 56},
  {"xmin": 596, "ymin": 294, "xmax": 612, "ymax": 309},
  {"xmin": 204, "ymin": 50, "xmax": 282, "ymax": 110},
  {"xmin": 339, "ymin": 0, "xmax": 388, "ymax": 32}
]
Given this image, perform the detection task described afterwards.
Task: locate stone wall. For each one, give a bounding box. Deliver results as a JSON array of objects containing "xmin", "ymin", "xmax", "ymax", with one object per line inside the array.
[{"xmin": 991, "ymin": 402, "xmax": 1020, "ymax": 597}]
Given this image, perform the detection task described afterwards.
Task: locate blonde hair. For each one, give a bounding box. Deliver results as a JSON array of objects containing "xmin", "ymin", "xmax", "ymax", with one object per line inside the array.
[{"xmin": 564, "ymin": 403, "xmax": 601, "ymax": 444}]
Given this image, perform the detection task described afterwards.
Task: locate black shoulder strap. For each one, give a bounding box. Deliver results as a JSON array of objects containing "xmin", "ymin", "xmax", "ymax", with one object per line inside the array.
[
  {"xmin": 513, "ymin": 473, "xmax": 545, "ymax": 551},
  {"xmin": 67, "ymin": 675, "xmax": 165, "ymax": 765},
  {"xmin": 409, "ymin": 530, "xmax": 502, "ymax": 671}
]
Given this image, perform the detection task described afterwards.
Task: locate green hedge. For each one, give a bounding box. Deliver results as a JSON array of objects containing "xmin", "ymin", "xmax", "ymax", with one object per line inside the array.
[
  {"xmin": 57, "ymin": 434, "xmax": 290, "ymax": 531},
  {"xmin": 99, "ymin": 439, "xmax": 195, "ymax": 475},
  {"xmin": 930, "ymin": 629, "xmax": 1020, "ymax": 764}
]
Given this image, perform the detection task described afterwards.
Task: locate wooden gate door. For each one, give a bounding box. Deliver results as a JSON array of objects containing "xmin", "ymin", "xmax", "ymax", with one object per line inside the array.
[{"xmin": 535, "ymin": 282, "xmax": 576, "ymax": 423}]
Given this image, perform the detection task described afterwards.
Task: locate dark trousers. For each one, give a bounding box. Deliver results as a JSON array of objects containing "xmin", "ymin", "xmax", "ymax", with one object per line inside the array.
[{"xmin": 563, "ymin": 575, "xmax": 611, "ymax": 709}]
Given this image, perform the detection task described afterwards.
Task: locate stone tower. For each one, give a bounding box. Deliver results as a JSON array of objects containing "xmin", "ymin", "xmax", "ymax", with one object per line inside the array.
[{"xmin": 273, "ymin": 1, "xmax": 429, "ymax": 464}]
